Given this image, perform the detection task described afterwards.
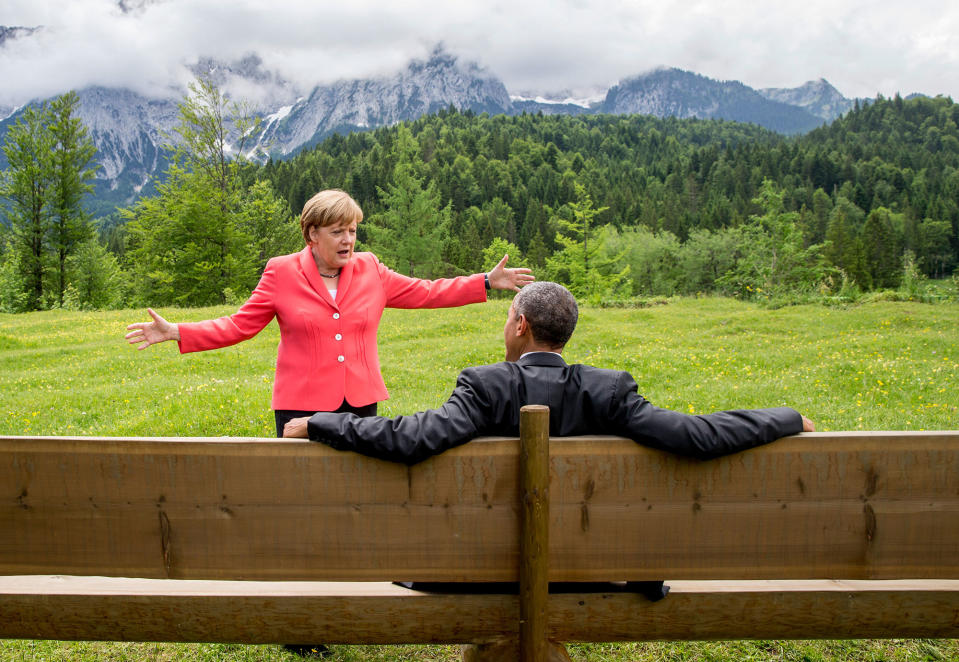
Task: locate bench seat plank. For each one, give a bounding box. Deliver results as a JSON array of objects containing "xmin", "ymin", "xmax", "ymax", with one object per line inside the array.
[{"xmin": 1, "ymin": 576, "xmax": 957, "ymax": 643}]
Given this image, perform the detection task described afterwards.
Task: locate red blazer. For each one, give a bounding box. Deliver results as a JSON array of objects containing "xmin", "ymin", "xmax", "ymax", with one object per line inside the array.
[{"xmin": 178, "ymin": 248, "xmax": 487, "ymax": 411}]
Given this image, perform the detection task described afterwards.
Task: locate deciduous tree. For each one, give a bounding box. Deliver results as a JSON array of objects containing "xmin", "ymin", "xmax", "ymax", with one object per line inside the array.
[{"xmin": 123, "ymin": 77, "xmax": 285, "ymax": 305}]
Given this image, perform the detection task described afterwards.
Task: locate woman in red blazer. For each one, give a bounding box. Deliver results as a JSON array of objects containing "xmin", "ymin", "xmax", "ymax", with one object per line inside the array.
[{"xmin": 125, "ymin": 189, "xmax": 533, "ymax": 435}]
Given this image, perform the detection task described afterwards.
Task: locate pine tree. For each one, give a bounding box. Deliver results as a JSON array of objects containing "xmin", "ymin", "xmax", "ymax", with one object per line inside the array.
[
  {"xmin": 716, "ymin": 180, "xmax": 828, "ymax": 298},
  {"xmin": 545, "ymin": 183, "xmax": 628, "ymax": 301},
  {"xmin": 0, "ymin": 103, "xmax": 55, "ymax": 309},
  {"xmin": 860, "ymin": 208, "xmax": 901, "ymax": 289},
  {"xmin": 48, "ymin": 92, "xmax": 98, "ymax": 307},
  {"xmin": 367, "ymin": 126, "xmax": 450, "ymax": 278},
  {"xmin": 65, "ymin": 238, "xmax": 126, "ymax": 310},
  {"xmin": 0, "ymin": 237, "xmax": 28, "ymax": 312}
]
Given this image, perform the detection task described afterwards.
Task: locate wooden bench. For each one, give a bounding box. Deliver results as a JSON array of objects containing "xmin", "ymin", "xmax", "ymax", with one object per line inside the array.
[{"xmin": 2, "ymin": 406, "xmax": 958, "ymax": 661}]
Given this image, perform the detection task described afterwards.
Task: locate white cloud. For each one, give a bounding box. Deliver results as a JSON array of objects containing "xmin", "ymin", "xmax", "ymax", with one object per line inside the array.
[{"xmin": 1, "ymin": 0, "xmax": 956, "ymax": 106}]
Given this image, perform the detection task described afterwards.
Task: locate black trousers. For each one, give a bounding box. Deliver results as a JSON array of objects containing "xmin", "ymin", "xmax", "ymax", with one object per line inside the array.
[{"xmin": 274, "ymin": 400, "xmax": 378, "ymax": 438}]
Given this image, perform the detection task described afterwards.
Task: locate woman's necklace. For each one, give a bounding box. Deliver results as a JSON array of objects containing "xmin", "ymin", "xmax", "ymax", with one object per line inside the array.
[{"xmin": 319, "ymin": 269, "xmax": 341, "ymax": 279}]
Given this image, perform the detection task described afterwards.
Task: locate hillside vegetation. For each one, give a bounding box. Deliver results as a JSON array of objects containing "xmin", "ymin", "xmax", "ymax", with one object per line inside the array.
[{"xmin": 3, "ymin": 91, "xmax": 958, "ymax": 311}]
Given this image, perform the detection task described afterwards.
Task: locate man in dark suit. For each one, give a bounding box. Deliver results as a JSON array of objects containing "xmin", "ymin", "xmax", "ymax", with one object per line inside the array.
[{"xmin": 283, "ymin": 281, "xmax": 814, "ymax": 460}]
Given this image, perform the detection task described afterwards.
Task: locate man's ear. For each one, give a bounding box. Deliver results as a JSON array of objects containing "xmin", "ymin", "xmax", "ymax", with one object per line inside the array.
[{"xmin": 515, "ymin": 313, "xmax": 530, "ymax": 337}]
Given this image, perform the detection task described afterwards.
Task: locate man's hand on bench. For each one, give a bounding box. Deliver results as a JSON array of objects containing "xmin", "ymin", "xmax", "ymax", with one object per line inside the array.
[
  {"xmin": 284, "ymin": 416, "xmax": 310, "ymax": 438},
  {"xmin": 802, "ymin": 416, "xmax": 815, "ymax": 432}
]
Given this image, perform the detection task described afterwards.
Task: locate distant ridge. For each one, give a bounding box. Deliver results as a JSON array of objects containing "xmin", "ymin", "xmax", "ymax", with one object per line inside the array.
[
  {"xmin": 0, "ymin": 44, "xmax": 878, "ymax": 214},
  {"xmin": 602, "ymin": 68, "xmax": 825, "ymax": 134},
  {"xmin": 759, "ymin": 78, "xmax": 855, "ymax": 121}
]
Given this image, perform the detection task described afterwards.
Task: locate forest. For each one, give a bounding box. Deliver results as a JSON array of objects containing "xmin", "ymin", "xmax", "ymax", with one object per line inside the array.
[{"xmin": 2, "ymin": 82, "xmax": 958, "ymax": 312}]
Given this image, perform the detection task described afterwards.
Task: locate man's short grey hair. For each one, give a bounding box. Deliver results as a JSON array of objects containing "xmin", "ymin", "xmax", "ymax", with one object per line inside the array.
[{"xmin": 512, "ymin": 282, "xmax": 578, "ymax": 348}]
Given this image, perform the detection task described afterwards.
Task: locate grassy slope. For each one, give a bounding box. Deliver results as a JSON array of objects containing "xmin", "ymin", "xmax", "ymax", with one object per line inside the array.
[{"xmin": 1, "ymin": 297, "xmax": 957, "ymax": 661}]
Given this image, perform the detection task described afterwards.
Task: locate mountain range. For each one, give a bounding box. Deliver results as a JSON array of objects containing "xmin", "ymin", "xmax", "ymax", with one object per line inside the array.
[{"xmin": 0, "ymin": 37, "xmax": 863, "ymax": 216}]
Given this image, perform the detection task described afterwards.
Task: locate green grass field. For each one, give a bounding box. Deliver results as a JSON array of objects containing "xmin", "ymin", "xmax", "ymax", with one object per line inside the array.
[{"xmin": 1, "ymin": 297, "xmax": 957, "ymax": 661}]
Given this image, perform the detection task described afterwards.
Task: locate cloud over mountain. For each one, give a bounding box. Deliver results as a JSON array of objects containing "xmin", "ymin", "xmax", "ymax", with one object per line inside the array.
[{"xmin": 1, "ymin": 0, "xmax": 957, "ymax": 109}]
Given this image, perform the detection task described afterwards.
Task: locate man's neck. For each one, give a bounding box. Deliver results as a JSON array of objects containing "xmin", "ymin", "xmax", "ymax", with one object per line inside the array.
[
  {"xmin": 526, "ymin": 341, "xmax": 563, "ymax": 354},
  {"xmin": 515, "ymin": 341, "xmax": 564, "ymax": 360}
]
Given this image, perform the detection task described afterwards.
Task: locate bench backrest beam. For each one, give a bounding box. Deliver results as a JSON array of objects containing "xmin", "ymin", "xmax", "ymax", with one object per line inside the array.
[{"xmin": 2, "ymin": 431, "xmax": 958, "ymax": 581}]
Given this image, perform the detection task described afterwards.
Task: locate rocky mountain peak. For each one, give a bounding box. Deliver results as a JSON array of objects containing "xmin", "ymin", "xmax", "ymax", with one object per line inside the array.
[
  {"xmin": 255, "ymin": 46, "xmax": 511, "ymax": 156},
  {"xmin": 1, "ymin": 45, "xmax": 867, "ymax": 215},
  {"xmin": 600, "ymin": 67, "xmax": 824, "ymax": 134},
  {"xmin": 188, "ymin": 54, "xmax": 300, "ymax": 110},
  {"xmin": 758, "ymin": 78, "xmax": 853, "ymax": 121},
  {"xmin": 115, "ymin": 0, "xmax": 168, "ymax": 15}
]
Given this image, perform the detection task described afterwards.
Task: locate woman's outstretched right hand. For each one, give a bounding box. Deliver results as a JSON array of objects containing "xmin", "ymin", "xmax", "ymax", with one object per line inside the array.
[{"xmin": 125, "ymin": 308, "xmax": 180, "ymax": 350}]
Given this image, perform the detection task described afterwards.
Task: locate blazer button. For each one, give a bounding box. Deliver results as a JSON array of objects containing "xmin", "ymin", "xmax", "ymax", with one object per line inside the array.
[
  {"xmin": 334, "ymin": 334, "xmax": 342, "ymax": 341},
  {"xmin": 333, "ymin": 313, "xmax": 340, "ymax": 320},
  {"xmin": 337, "ymin": 355, "xmax": 345, "ymax": 362}
]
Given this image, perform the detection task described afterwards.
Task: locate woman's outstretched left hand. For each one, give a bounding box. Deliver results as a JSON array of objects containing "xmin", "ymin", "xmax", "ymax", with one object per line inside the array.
[{"xmin": 487, "ymin": 254, "xmax": 535, "ymax": 292}]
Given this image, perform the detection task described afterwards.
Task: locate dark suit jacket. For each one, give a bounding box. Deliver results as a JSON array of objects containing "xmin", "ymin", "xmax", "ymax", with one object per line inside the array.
[{"xmin": 307, "ymin": 352, "xmax": 803, "ymax": 465}]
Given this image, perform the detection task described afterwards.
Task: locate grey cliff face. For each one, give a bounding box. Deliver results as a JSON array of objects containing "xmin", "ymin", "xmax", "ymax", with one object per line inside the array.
[
  {"xmin": 758, "ymin": 78, "xmax": 854, "ymax": 121},
  {"xmin": 0, "ymin": 47, "xmax": 517, "ymax": 211},
  {"xmin": 189, "ymin": 54, "xmax": 301, "ymax": 112},
  {"xmin": 1, "ymin": 44, "xmax": 869, "ymax": 214},
  {"xmin": 75, "ymin": 87, "xmax": 179, "ymax": 182},
  {"xmin": 256, "ymin": 48, "xmax": 512, "ymax": 156},
  {"xmin": 600, "ymin": 68, "xmax": 824, "ymax": 134}
]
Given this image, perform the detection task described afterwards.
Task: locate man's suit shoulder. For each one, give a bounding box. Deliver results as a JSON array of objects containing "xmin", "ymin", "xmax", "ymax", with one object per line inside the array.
[
  {"xmin": 458, "ymin": 361, "xmax": 518, "ymax": 381},
  {"xmin": 571, "ymin": 363, "xmax": 629, "ymax": 378},
  {"xmin": 459, "ymin": 360, "xmax": 631, "ymax": 385}
]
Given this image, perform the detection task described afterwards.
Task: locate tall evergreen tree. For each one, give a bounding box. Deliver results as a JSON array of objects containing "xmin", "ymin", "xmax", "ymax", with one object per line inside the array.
[
  {"xmin": 367, "ymin": 126, "xmax": 450, "ymax": 278},
  {"xmin": 48, "ymin": 92, "xmax": 98, "ymax": 307},
  {"xmin": 860, "ymin": 208, "xmax": 901, "ymax": 289},
  {"xmin": 0, "ymin": 103, "xmax": 55, "ymax": 309},
  {"xmin": 717, "ymin": 180, "xmax": 828, "ymax": 298},
  {"xmin": 546, "ymin": 183, "xmax": 628, "ymax": 301}
]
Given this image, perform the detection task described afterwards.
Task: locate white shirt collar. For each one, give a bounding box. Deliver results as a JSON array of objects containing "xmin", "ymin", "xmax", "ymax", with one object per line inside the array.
[{"xmin": 519, "ymin": 350, "xmax": 562, "ymax": 359}]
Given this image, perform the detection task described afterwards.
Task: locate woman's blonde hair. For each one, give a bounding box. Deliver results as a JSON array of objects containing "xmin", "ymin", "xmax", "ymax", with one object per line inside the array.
[{"xmin": 300, "ymin": 189, "xmax": 363, "ymax": 243}]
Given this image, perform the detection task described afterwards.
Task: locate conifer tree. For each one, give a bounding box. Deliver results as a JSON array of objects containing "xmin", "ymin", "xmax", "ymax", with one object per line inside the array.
[
  {"xmin": 546, "ymin": 183, "xmax": 628, "ymax": 301},
  {"xmin": 0, "ymin": 103, "xmax": 55, "ymax": 309},
  {"xmin": 860, "ymin": 208, "xmax": 901, "ymax": 289},
  {"xmin": 48, "ymin": 92, "xmax": 98, "ymax": 307},
  {"xmin": 367, "ymin": 126, "xmax": 450, "ymax": 278}
]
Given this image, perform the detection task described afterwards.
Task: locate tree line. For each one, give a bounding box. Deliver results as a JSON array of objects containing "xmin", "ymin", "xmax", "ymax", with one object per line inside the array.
[
  {"xmin": 0, "ymin": 92, "xmax": 103, "ymax": 311},
  {"xmin": 259, "ymin": 95, "xmax": 958, "ymax": 302},
  {"xmin": 1, "ymin": 82, "xmax": 957, "ymax": 312}
]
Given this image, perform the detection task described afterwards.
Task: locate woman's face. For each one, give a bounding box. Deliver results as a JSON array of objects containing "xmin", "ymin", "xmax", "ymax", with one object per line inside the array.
[{"xmin": 309, "ymin": 221, "xmax": 357, "ymax": 271}]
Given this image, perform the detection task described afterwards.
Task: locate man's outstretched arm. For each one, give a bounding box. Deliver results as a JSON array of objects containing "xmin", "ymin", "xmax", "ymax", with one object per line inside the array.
[
  {"xmin": 285, "ymin": 369, "xmax": 492, "ymax": 465},
  {"xmin": 610, "ymin": 372, "xmax": 812, "ymax": 459}
]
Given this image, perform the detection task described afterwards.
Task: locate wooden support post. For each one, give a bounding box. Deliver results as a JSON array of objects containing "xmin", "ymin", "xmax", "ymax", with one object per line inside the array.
[{"xmin": 519, "ymin": 405, "xmax": 550, "ymax": 662}]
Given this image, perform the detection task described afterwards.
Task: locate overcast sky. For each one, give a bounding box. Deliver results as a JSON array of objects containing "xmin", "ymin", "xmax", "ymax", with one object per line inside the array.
[{"xmin": 2, "ymin": 0, "xmax": 958, "ymax": 107}]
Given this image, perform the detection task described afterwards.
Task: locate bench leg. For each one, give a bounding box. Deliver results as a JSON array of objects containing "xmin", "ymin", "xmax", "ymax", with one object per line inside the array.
[{"xmin": 462, "ymin": 639, "xmax": 572, "ymax": 662}]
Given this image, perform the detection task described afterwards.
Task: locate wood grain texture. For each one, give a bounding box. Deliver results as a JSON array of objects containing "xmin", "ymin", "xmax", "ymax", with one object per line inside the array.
[
  {"xmin": 519, "ymin": 406, "xmax": 550, "ymax": 662},
  {"xmin": 2, "ymin": 431, "xmax": 958, "ymax": 581},
  {"xmin": 1, "ymin": 576, "xmax": 956, "ymax": 643}
]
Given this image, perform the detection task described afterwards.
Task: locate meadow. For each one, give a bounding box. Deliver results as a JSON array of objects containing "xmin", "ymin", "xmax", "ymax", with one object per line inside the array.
[{"xmin": 1, "ymin": 297, "xmax": 957, "ymax": 661}]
